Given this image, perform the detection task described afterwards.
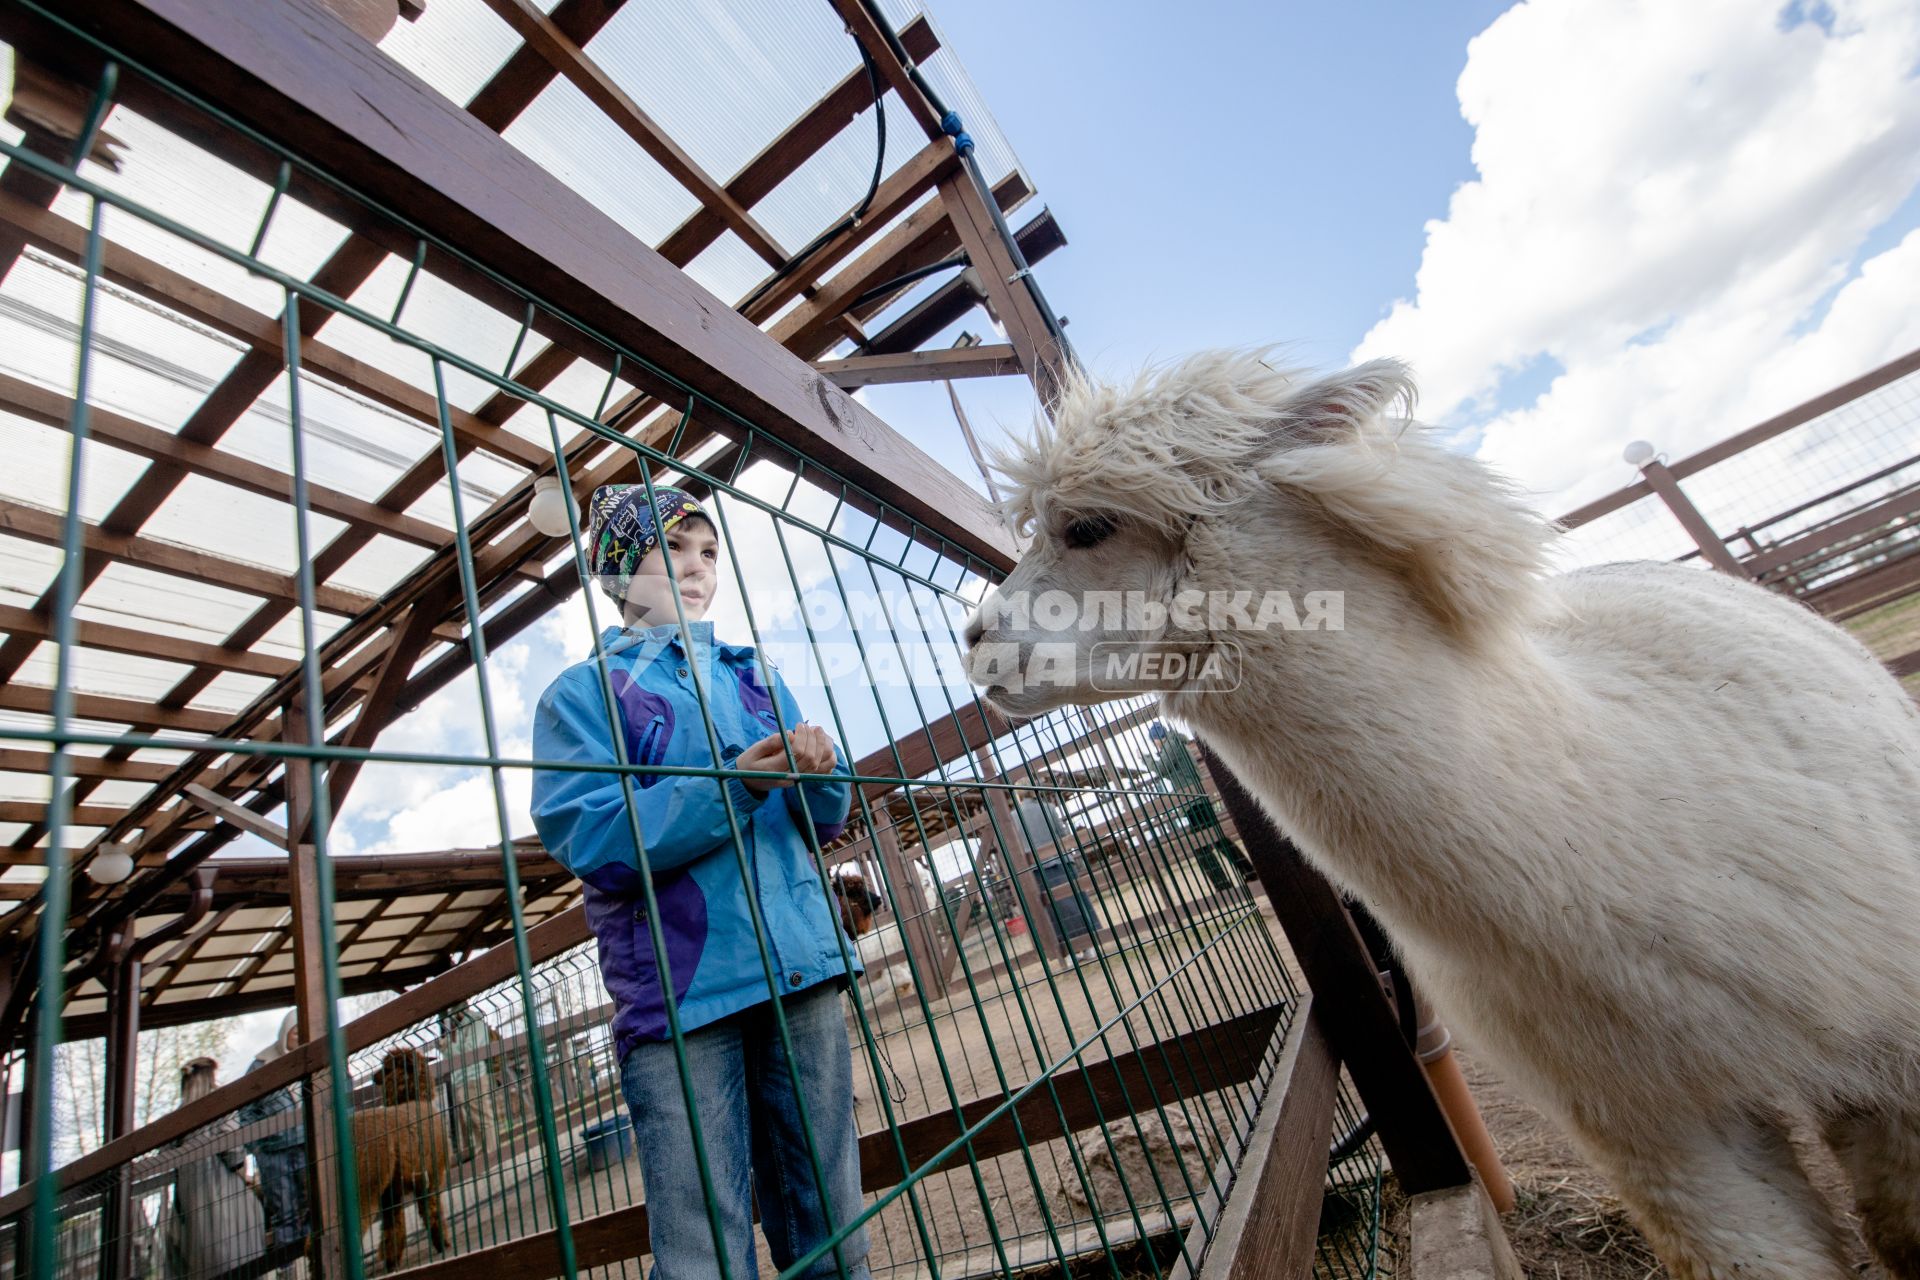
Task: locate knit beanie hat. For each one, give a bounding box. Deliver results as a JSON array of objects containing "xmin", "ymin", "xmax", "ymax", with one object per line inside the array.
[{"xmin": 587, "ymin": 484, "xmax": 705, "ymax": 608}]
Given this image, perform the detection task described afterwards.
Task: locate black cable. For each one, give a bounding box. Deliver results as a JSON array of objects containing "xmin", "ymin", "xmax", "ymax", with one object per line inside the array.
[
  {"xmin": 852, "ymin": 0, "xmax": 1077, "ymax": 377},
  {"xmin": 849, "ymin": 252, "xmax": 967, "ymax": 311},
  {"xmin": 740, "ymin": 34, "xmax": 887, "ymax": 314}
]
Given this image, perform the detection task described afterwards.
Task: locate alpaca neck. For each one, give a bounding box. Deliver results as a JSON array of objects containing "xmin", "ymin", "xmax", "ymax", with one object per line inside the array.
[{"xmin": 1173, "ymin": 578, "xmax": 1571, "ymax": 941}]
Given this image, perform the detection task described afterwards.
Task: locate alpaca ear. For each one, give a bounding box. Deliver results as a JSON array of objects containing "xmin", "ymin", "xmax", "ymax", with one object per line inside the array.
[{"xmin": 1265, "ymin": 359, "xmax": 1416, "ymax": 444}]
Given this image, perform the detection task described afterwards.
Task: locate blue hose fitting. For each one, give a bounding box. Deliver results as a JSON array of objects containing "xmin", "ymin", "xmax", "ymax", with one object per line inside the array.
[{"xmin": 940, "ymin": 109, "xmax": 975, "ymax": 156}]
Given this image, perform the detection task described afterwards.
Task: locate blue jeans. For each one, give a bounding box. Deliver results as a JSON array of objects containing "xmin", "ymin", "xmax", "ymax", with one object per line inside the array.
[
  {"xmin": 620, "ymin": 982, "xmax": 871, "ymax": 1280},
  {"xmin": 251, "ymin": 1147, "xmax": 309, "ymax": 1251}
]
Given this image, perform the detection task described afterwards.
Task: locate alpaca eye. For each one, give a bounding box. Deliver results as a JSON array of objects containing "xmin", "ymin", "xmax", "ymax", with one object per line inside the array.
[{"xmin": 1064, "ymin": 515, "xmax": 1116, "ymax": 549}]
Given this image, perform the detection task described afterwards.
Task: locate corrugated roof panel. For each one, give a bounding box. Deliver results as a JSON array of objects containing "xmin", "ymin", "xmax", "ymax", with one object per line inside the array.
[
  {"xmin": 14, "ymin": 640, "xmax": 195, "ymax": 704},
  {"xmin": 0, "ymin": 414, "xmax": 150, "ymax": 528},
  {"xmin": 209, "ymin": 372, "xmax": 429, "ymax": 510},
  {"xmin": 332, "ymin": 257, "xmax": 530, "ymax": 418},
  {"xmin": 192, "ymin": 670, "xmax": 279, "ymax": 717},
  {"xmin": 503, "ymin": 74, "xmax": 699, "ymax": 251},
  {"xmin": 682, "ymin": 229, "xmax": 764, "ymax": 311},
  {"xmin": 0, "ymin": 535, "xmax": 62, "ymax": 608},
  {"xmin": 328, "ymin": 532, "xmax": 432, "ymax": 599},
  {"xmin": 378, "ymin": 0, "xmax": 524, "ymax": 109},
  {"xmin": 141, "ymin": 472, "xmax": 347, "ymax": 577},
  {"xmin": 71, "ymin": 107, "xmax": 347, "ymax": 294}
]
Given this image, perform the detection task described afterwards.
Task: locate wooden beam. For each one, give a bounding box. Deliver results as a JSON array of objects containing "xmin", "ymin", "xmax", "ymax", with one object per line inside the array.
[
  {"xmin": 864, "ymin": 208, "xmax": 1065, "ymax": 357},
  {"xmin": 0, "ymin": 602, "xmax": 288, "ymax": 679},
  {"xmin": 0, "ymin": 193, "xmax": 550, "ymax": 473},
  {"xmin": 1197, "ymin": 742, "xmax": 1473, "ymax": 1195},
  {"xmin": 740, "ymin": 138, "xmax": 962, "ymax": 328},
  {"xmin": 1744, "ymin": 481, "xmax": 1920, "ymax": 580},
  {"xmin": 939, "ymin": 173, "xmax": 1067, "ymax": 408},
  {"xmin": 826, "ymin": 0, "xmax": 944, "ymax": 138},
  {"xmin": 0, "ymin": 684, "xmax": 230, "ymax": 734},
  {"xmin": 0, "ymin": 497, "xmax": 379, "ymax": 618},
  {"xmin": 181, "ymin": 784, "xmax": 290, "ymax": 849},
  {"xmin": 1558, "ymin": 345, "xmax": 1920, "ymax": 530},
  {"xmin": 1807, "ymin": 543, "xmax": 1920, "ymax": 620},
  {"xmin": 816, "ymin": 343, "xmax": 1019, "ymax": 389},
  {"xmin": 0, "ymin": 0, "xmax": 633, "ymax": 937},
  {"xmin": 320, "ymin": 599, "xmax": 446, "ymax": 819},
  {"xmin": 0, "ymin": 0, "xmax": 626, "ymax": 864},
  {"xmin": 382, "ymin": 1002, "xmax": 1286, "ymax": 1280},
  {"xmin": 850, "ymin": 700, "xmax": 1012, "ymax": 808},
  {"xmin": 0, "ymin": 751, "xmax": 170, "ymax": 785},
  {"xmin": 45, "ymin": 0, "xmax": 1014, "ymax": 569},
  {"xmin": 1168, "ymin": 1003, "xmax": 1336, "ymax": 1280},
  {"xmin": 0, "ymin": 801, "xmax": 126, "ymax": 827},
  {"xmin": 1638, "ymin": 460, "xmax": 1749, "ymax": 578},
  {"xmin": 54, "ymin": 960, "xmax": 441, "ymax": 1044},
  {"xmin": 475, "ymin": 0, "xmax": 788, "ymax": 267},
  {"xmin": 766, "ymin": 171, "xmax": 1031, "ymax": 354}
]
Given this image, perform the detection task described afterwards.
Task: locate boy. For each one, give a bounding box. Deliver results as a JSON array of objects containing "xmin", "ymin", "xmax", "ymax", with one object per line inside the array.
[{"xmin": 530, "ymin": 484, "xmax": 869, "ymax": 1280}]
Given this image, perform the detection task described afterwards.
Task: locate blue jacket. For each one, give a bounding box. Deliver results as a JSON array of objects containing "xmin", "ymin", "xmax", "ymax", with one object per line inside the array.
[{"xmin": 530, "ymin": 622, "xmax": 857, "ymax": 1062}]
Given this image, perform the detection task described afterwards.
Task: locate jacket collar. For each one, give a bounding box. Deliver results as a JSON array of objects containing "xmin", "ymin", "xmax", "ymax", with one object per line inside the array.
[{"xmin": 596, "ymin": 620, "xmax": 757, "ymax": 669}]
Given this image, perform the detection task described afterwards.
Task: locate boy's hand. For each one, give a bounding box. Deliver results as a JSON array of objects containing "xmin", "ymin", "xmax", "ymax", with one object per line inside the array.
[{"xmin": 736, "ymin": 724, "xmax": 838, "ymax": 795}]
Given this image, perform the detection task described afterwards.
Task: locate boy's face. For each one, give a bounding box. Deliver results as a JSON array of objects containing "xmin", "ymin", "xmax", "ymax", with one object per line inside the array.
[{"xmin": 624, "ymin": 515, "xmax": 720, "ymax": 626}]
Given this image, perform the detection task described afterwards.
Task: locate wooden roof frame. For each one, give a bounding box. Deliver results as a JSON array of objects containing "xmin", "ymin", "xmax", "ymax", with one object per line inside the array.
[{"xmin": 0, "ymin": 0, "xmax": 1073, "ymax": 1040}]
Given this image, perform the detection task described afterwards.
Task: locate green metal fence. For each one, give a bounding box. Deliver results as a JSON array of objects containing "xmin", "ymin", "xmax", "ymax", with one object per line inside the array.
[{"xmin": 0, "ymin": 8, "xmax": 1382, "ymax": 1279}]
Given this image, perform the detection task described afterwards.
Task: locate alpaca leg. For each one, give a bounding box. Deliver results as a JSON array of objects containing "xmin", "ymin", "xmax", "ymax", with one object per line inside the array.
[
  {"xmin": 379, "ymin": 1181, "xmax": 407, "ymax": 1273},
  {"xmin": 424, "ymin": 1187, "xmax": 450, "ymax": 1254},
  {"xmin": 1822, "ymin": 1105, "xmax": 1920, "ymax": 1278},
  {"xmin": 1584, "ymin": 1113, "xmax": 1851, "ymax": 1280}
]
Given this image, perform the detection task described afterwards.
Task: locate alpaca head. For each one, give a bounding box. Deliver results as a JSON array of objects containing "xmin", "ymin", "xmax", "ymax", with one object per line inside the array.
[
  {"xmin": 962, "ymin": 351, "xmax": 1551, "ymax": 717},
  {"xmin": 375, "ymin": 1045, "xmax": 434, "ymax": 1104}
]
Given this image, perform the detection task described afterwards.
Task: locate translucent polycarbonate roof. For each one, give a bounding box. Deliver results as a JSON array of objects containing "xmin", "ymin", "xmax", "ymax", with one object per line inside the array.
[{"xmin": 0, "ymin": 0, "xmax": 1050, "ymax": 1027}]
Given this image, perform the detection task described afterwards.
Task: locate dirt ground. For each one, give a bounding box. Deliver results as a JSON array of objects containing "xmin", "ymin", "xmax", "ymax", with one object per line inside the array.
[
  {"xmin": 365, "ymin": 867, "xmax": 1282, "ymax": 1279},
  {"xmin": 1373, "ymin": 1049, "xmax": 1887, "ymax": 1280}
]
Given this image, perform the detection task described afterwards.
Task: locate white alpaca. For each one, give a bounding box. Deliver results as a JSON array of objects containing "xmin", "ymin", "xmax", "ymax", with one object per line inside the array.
[{"xmin": 961, "ymin": 352, "xmax": 1920, "ymax": 1280}]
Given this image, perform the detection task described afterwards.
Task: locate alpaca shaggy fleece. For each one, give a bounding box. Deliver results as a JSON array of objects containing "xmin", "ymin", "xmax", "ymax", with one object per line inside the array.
[
  {"xmin": 349, "ymin": 1047, "xmax": 452, "ymax": 1272},
  {"xmin": 966, "ymin": 350, "xmax": 1920, "ymax": 1280}
]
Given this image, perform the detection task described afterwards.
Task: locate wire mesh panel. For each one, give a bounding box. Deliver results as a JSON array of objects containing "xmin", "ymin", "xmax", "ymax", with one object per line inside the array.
[
  {"xmin": 1557, "ymin": 361, "xmax": 1920, "ymax": 580},
  {"xmin": 1553, "ymin": 357, "xmax": 1920, "ymax": 695},
  {"xmin": 0, "ymin": 6, "xmax": 1380, "ymax": 1280}
]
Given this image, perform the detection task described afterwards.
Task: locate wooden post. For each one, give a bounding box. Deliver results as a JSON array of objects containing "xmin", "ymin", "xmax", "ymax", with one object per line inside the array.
[
  {"xmin": 975, "ymin": 750, "xmax": 1066, "ymax": 959},
  {"xmin": 1639, "ymin": 460, "xmax": 1752, "ymax": 577},
  {"xmin": 872, "ymin": 817, "xmax": 946, "ymax": 1002},
  {"xmin": 1195, "ymin": 742, "xmax": 1475, "ymax": 1196},
  {"xmin": 937, "ymin": 174, "xmax": 1069, "ymax": 410},
  {"xmin": 281, "ymin": 705, "xmax": 348, "ymax": 1278}
]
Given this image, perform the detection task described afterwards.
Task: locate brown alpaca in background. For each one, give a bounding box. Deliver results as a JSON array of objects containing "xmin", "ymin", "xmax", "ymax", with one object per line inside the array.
[
  {"xmin": 831, "ymin": 867, "xmax": 883, "ymax": 937},
  {"xmin": 349, "ymin": 1046, "xmax": 452, "ymax": 1271}
]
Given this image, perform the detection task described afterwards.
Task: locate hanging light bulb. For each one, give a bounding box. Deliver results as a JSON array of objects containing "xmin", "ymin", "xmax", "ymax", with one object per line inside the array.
[
  {"xmin": 1621, "ymin": 440, "xmax": 1657, "ymax": 468},
  {"xmin": 86, "ymin": 846, "xmax": 135, "ymax": 885},
  {"xmin": 528, "ymin": 475, "xmax": 573, "ymax": 538}
]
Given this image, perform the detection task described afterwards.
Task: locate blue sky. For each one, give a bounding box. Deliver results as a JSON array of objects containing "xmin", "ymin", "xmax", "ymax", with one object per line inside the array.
[
  {"xmin": 864, "ymin": 0, "xmax": 1513, "ymax": 475},
  {"xmin": 863, "ymin": 0, "xmax": 1920, "ymax": 516}
]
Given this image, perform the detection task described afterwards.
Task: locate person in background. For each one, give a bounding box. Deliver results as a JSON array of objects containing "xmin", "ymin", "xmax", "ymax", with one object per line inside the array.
[
  {"xmin": 439, "ymin": 1002, "xmax": 498, "ymax": 1164},
  {"xmin": 1010, "ymin": 793, "xmax": 1100, "ymax": 962},
  {"xmin": 1147, "ymin": 721, "xmax": 1254, "ymax": 890},
  {"xmin": 167, "ymin": 1058, "xmax": 266, "ymax": 1280},
  {"xmin": 236, "ymin": 1012, "xmax": 308, "ymax": 1271}
]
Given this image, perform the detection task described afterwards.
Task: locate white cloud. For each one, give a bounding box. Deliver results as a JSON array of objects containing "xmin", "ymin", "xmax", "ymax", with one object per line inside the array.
[{"xmin": 1354, "ymin": 0, "xmax": 1920, "ymax": 511}]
